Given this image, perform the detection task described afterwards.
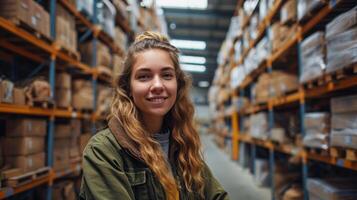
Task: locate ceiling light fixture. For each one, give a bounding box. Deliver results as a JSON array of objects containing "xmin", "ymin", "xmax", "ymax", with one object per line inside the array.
[
  {"xmin": 171, "ymin": 39, "xmax": 206, "ymax": 50},
  {"xmin": 155, "ymin": 0, "xmax": 208, "ymax": 9},
  {"xmin": 181, "ymin": 64, "xmax": 206, "ymax": 72},
  {"xmin": 198, "ymin": 81, "xmax": 210, "ymax": 87},
  {"xmin": 179, "ymin": 55, "xmax": 206, "ymax": 64}
]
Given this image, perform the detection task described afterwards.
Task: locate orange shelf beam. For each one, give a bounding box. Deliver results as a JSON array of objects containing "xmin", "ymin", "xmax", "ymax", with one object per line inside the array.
[{"xmin": 0, "ymin": 104, "xmax": 53, "ymax": 116}]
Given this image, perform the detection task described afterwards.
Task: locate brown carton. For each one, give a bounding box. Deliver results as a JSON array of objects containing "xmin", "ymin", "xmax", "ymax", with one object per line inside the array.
[
  {"xmin": 53, "ymin": 181, "xmax": 76, "ymax": 200},
  {"xmin": 5, "ymin": 152, "xmax": 45, "ymax": 173},
  {"xmin": 56, "ymin": 73, "xmax": 71, "ymax": 89},
  {"xmin": 71, "ymin": 120, "xmax": 81, "ymax": 137},
  {"xmin": 54, "ymin": 138, "xmax": 70, "ymax": 149},
  {"xmin": 53, "ymin": 148, "xmax": 70, "ymax": 172},
  {"xmin": 331, "ymin": 95, "xmax": 357, "ymax": 113},
  {"xmin": 3, "ymin": 137, "xmax": 45, "ymax": 156},
  {"xmin": 55, "ymin": 88, "xmax": 71, "ymax": 108},
  {"xmin": 281, "ymin": 0, "xmax": 297, "ymax": 24},
  {"xmin": 55, "ymin": 124, "xmax": 72, "ymax": 139},
  {"xmin": 13, "ymin": 88, "xmax": 25, "ymax": 105},
  {"xmin": 69, "ymin": 146, "xmax": 80, "ymax": 158},
  {"xmin": 0, "ymin": 0, "xmax": 32, "ymax": 29},
  {"xmin": 30, "ymin": 1, "xmax": 50, "ymax": 38},
  {"xmin": 6, "ymin": 118, "xmax": 47, "ymax": 137}
]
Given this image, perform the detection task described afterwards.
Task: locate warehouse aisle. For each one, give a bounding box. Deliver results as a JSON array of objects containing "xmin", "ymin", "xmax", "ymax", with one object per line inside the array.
[{"xmin": 201, "ymin": 133, "xmax": 270, "ymax": 200}]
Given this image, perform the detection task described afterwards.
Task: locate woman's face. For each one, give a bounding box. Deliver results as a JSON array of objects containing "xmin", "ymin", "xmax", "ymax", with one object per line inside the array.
[{"xmin": 130, "ymin": 49, "xmax": 178, "ymax": 120}]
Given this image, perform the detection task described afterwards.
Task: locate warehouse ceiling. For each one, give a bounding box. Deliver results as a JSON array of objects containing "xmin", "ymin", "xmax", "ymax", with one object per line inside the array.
[{"xmin": 162, "ymin": 0, "xmax": 236, "ymax": 87}]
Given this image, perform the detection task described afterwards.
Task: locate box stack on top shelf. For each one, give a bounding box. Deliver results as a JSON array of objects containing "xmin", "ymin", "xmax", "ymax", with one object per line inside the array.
[
  {"xmin": 210, "ymin": 0, "xmax": 357, "ymax": 199},
  {"xmin": 0, "ymin": 0, "xmax": 166, "ymax": 199}
]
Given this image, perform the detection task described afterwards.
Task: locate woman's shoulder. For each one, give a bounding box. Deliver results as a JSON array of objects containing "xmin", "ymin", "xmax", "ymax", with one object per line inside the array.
[{"xmin": 85, "ymin": 128, "xmax": 123, "ymax": 153}]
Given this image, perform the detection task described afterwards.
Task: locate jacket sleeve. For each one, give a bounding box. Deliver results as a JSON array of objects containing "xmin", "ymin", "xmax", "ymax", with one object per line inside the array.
[
  {"xmin": 203, "ymin": 162, "xmax": 230, "ymax": 200},
  {"xmin": 80, "ymin": 143, "xmax": 134, "ymax": 200}
]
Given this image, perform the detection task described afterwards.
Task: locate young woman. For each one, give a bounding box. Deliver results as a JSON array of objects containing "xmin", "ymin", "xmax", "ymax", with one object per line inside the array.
[{"xmin": 80, "ymin": 31, "xmax": 228, "ymax": 200}]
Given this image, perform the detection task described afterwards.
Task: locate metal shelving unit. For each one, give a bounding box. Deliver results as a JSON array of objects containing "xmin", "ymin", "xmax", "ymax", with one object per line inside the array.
[
  {"xmin": 0, "ymin": 0, "xmax": 133, "ymax": 199},
  {"xmin": 221, "ymin": 0, "xmax": 357, "ymax": 200}
]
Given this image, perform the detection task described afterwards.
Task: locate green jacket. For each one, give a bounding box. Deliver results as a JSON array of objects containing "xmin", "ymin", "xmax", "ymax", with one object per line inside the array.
[{"xmin": 79, "ymin": 119, "xmax": 229, "ymax": 200}]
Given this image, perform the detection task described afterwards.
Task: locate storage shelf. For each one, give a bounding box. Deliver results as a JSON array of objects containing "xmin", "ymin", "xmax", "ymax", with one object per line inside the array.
[
  {"xmin": 0, "ymin": 164, "xmax": 82, "ymax": 200},
  {"xmin": 58, "ymin": 0, "xmax": 124, "ymax": 57},
  {"xmin": 0, "ymin": 17, "xmax": 93, "ymax": 75},
  {"xmin": 237, "ymin": 135, "xmax": 357, "ymax": 171},
  {"xmin": 0, "ymin": 104, "xmax": 85, "ymax": 119}
]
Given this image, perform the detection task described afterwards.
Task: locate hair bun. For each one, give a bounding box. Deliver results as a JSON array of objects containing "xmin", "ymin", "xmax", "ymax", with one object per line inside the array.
[{"xmin": 134, "ymin": 31, "xmax": 169, "ymax": 43}]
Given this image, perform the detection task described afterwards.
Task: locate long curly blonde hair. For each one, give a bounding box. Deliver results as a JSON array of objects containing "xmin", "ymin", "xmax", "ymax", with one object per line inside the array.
[{"xmin": 109, "ymin": 31, "xmax": 205, "ymax": 199}]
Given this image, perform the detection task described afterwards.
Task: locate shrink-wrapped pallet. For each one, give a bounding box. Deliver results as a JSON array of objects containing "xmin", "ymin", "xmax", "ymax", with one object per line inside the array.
[
  {"xmin": 307, "ymin": 178, "xmax": 357, "ymax": 200},
  {"xmin": 326, "ymin": 6, "xmax": 357, "ymax": 39},
  {"xmin": 249, "ymin": 112, "xmax": 268, "ymax": 139},
  {"xmin": 331, "ymin": 95, "xmax": 357, "ymax": 113},
  {"xmin": 297, "ymin": 0, "xmax": 326, "ymax": 21}
]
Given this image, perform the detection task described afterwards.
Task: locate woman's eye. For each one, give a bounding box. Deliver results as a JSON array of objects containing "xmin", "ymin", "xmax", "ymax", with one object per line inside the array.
[
  {"xmin": 138, "ymin": 74, "xmax": 150, "ymax": 81},
  {"xmin": 163, "ymin": 73, "xmax": 174, "ymax": 79}
]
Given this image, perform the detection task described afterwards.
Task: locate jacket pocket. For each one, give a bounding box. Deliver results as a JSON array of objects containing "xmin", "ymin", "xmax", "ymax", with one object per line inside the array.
[{"xmin": 126, "ymin": 170, "xmax": 153, "ymax": 200}]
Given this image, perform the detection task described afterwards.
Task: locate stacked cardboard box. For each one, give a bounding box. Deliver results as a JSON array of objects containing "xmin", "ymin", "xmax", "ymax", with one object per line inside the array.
[
  {"xmin": 97, "ymin": 86, "xmax": 112, "ymax": 117},
  {"xmin": 3, "ymin": 119, "xmax": 47, "ymax": 173},
  {"xmin": 330, "ymin": 95, "xmax": 357, "ymax": 150},
  {"xmin": 25, "ymin": 79, "xmax": 51, "ymax": 105},
  {"xmin": 0, "ymin": 0, "xmax": 50, "ymax": 38},
  {"xmin": 249, "ymin": 112, "xmax": 268, "ymax": 139},
  {"xmin": 307, "ymin": 178, "xmax": 357, "ymax": 200},
  {"xmin": 69, "ymin": 120, "xmax": 81, "ymax": 161},
  {"xmin": 55, "ymin": 73, "xmax": 71, "ymax": 108},
  {"xmin": 56, "ymin": 4, "xmax": 77, "ymax": 53},
  {"xmin": 79, "ymin": 41, "xmax": 112, "ymax": 68},
  {"xmin": 53, "ymin": 181, "xmax": 76, "ymax": 200},
  {"xmin": 303, "ymin": 112, "xmax": 330, "ymax": 150},
  {"xmin": 326, "ymin": 6, "xmax": 357, "ymax": 73},
  {"xmin": 114, "ymin": 27, "xmax": 127, "ymax": 52},
  {"xmin": 271, "ymin": 22, "xmax": 298, "ymax": 53},
  {"xmin": 72, "ymin": 79, "xmax": 93, "ymax": 111},
  {"xmin": 113, "ymin": 55, "xmax": 124, "ymax": 76},
  {"xmin": 0, "ymin": 79, "xmax": 25, "ymax": 105},
  {"xmin": 280, "ymin": 0, "xmax": 297, "ymax": 24},
  {"xmin": 54, "ymin": 123, "xmax": 71, "ymax": 172},
  {"xmin": 112, "ymin": 0, "xmax": 128, "ymax": 20},
  {"xmin": 253, "ymin": 71, "xmax": 298, "ymax": 103},
  {"xmin": 300, "ymin": 32, "xmax": 326, "ymax": 83},
  {"xmin": 298, "ymin": 0, "xmax": 326, "ymax": 22}
]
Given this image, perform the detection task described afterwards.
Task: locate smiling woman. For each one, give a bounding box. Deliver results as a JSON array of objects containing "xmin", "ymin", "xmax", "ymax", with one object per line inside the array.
[{"xmin": 79, "ymin": 31, "xmax": 229, "ymax": 200}]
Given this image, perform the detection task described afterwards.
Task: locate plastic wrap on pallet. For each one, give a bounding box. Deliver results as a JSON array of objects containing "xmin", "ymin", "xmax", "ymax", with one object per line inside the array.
[
  {"xmin": 327, "ymin": 28, "xmax": 357, "ymax": 53},
  {"xmin": 326, "ymin": 6, "xmax": 357, "ymax": 39},
  {"xmin": 270, "ymin": 128, "xmax": 288, "ymax": 143},
  {"xmin": 254, "ymin": 159, "xmax": 270, "ymax": 187},
  {"xmin": 250, "ymin": 14, "xmax": 259, "ymax": 40},
  {"xmin": 330, "ymin": 131, "xmax": 357, "ymax": 150},
  {"xmin": 304, "ymin": 112, "xmax": 330, "ymax": 134},
  {"xmin": 259, "ymin": 0, "xmax": 268, "ymax": 21},
  {"xmin": 234, "ymin": 40, "xmax": 243, "ymax": 63},
  {"xmin": 332, "ymin": 113, "xmax": 357, "ymax": 130},
  {"xmin": 326, "ymin": 44, "xmax": 357, "ymax": 74},
  {"xmin": 281, "ymin": 0, "xmax": 297, "ymax": 24},
  {"xmin": 249, "ymin": 112, "xmax": 268, "ymax": 139},
  {"xmin": 307, "ymin": 178, "xmax": 357, "ymax": 200},
  {"xmin": 301, "ymin": 32, "xmax": 325, "ymax": 53},
  {"xmin": 297, "ymin": 0, "xmax": 326, "ymax": 21},
  {"xmin": 76, "ymin": 0, "xmax": 94, "ymax": 16},
  {"xmin": 230, "ymin": 66, "xmax": 246, "ymax": 89},
  {"xmin": 227, "ymin": 16, "xmax": 242, "ymax": 40},
  {"xmin": 331, "ymin": 95, "xmax": 357, "ymax": 113},
  {"xmin": 98, "ymin": 0, "xmax": 116, "ymax": 38},
  {"xmin": 303, "ymin": 133, "xmax": 329, "ymax": 150}
]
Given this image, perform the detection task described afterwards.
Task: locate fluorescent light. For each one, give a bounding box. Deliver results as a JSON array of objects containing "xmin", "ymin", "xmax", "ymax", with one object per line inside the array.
[
  {"xmin": 156, "ymin": 0, "xmax": 207, "ymax": 9},
  {"xmin": 198, "ymin": 81, "xmax": 210, "ymax": 87},
  {"xmin": 179, "ymin": 55, "xmax": 206, "ymax": 64},
  {"xmin": 171, "ymin": 39, "xmax": 206, "ymax": 50},
  {"xmin": 181, "ymin": 64, "xmax": 206, "ymax": 72}
]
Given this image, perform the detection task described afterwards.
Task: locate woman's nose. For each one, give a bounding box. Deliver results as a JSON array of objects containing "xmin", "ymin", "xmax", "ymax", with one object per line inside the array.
[{"xmin": 151, "ymin": 75, "xmax": 164, "ymax": 92}]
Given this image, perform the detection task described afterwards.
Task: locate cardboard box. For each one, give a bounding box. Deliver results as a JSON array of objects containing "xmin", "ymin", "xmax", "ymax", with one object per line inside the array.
[
  {"xmin": 53, "ymin": 148, "xmax": 69, "ymax": 171},
  {"xmin": 55, "ymin": 88, "xmax": 71, "ymax": 108},
  {"xmin": 3, "ymin": 137, "xmax": 45, "ymax": 156},
  {"xmin": 0, "ymin": 80, "xmax": 14, "ymax": 104},
  {"xmin": 53, "ymin": 181, "xmax": 76, "ymax": 200},
  {"xmin": 79, "ymin": 41, "xmax": 111, "ymax": 67},
  {"xmin": 80, "ymin": 134, "xmax": 92, "ymax": 155},
  {"xmin": 281, "ymin": 0, "xmax": 297, "ymax": 24},
  {"xmin": 55, "ymin": 124, "xmax": 72, "ymax": 139},
  {"xmin": 56, "ymin": 73, "xmax": 71, "ymax": 89},
  {"xmin": 0, "ymin": 0, "xmax": 32, "ymax": 30},
  {"xmin": 13, "ymin": 88, "xmax": 25, "ymax": 105},
  {"xmin": 72, "ymin": 80, "xmax": 94, "ymax": 110},
  {"xmin": 69, "ymin": 146, "xmax": 80, "ymax": 158},
  {"xmin": 5, "ymin": 152, "xmax": 45, "ymax": 173},
  {"xmin": 30, "ymin": 1, "xmax": 50, "ymax": 38},
  {"xmin": 6, "ymin": 118, "xmax": 47, "ymax": 137},
  {"xmin": 331, "ymin": 95, "xmax": 357, "ymax": 113},
  {"xmin": 54, "ymin": 138, "xmax": 70, "ymax": 149},
  {"xmin": 71, "ymin": 120, "xmax": 81, "ymax": 137}
]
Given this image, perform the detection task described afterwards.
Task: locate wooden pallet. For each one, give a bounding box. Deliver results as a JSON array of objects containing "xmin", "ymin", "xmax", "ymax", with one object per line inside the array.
[
  {"xmin": 330, "ymin": 147, "xmax": 357, "ymax": 161},
  {"xmin": 10, "ymin": 18, "xmax": 52, "ymax": 43},
  {"xmin": 5, "ymin": 167, "xmax": 50, "ymax": 188},
  {"xmin": 325, "ymin": 64, "xmax": 357, "ymax": 82},
  {"xmin": 304, "ymin": 76, "xmax": 326, "ymax": 89},
  {"xmin": 305, "ymin": 147, "xmax": 329, "ymax": 157}
]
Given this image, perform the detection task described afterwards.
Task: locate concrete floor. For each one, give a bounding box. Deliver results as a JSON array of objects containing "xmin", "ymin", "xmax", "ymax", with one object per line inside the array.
[{"xmin": 201, "ymin": 133, "xmax": 271, "ymax": 200}]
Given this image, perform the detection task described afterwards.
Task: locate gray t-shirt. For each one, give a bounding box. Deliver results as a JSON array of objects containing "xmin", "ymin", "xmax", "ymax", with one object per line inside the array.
[{"xmin": 153, "ymin": 129, "xmax": 170, "ymax": 160}]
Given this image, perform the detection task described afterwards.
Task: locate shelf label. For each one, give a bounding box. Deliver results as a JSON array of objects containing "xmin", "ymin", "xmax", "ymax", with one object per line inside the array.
[{"xmin": 71, "ymin": 112, "xmax": 78, "ymax": 118}]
